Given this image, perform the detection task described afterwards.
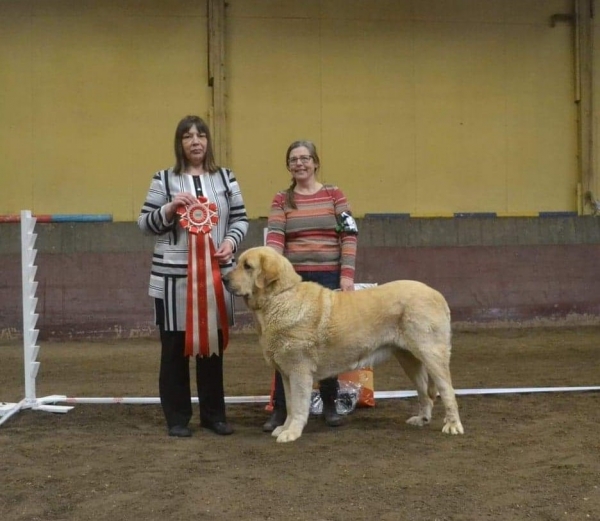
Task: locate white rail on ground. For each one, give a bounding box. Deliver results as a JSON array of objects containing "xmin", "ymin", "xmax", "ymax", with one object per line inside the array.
[{"xmin": 47, "ymin": 385, "xmax": 600, "ymax": 406}]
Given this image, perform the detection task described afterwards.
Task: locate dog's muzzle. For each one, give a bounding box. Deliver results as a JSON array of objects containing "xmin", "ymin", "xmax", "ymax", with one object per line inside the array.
[
  {"xmin": 222, "ymin": 273, "xmax": 233, "ymax": 292},
  {"xmin": 222, "ymin": 273, "xmax": 247, "ymax": 297}
]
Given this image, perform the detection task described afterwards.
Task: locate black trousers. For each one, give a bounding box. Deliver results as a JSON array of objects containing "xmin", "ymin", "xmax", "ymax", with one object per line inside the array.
[
  {"xmin": 156, "ymin": 299, "xmax": 227, "ymax": 428},
  {"xmin": 272, "ymin": 269, "xmax": 341, "ymax": 409}
]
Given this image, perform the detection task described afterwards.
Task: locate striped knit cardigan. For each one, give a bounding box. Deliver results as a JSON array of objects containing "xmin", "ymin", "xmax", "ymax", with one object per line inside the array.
[{"xmin": 138, "ymin": 167, "xmax": 249, "ymax": 331}]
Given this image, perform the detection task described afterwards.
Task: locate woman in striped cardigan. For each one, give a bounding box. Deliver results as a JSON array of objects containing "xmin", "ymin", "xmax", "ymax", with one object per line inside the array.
[{"xmin": 138, "ymin": 115, "xmax": 249, "ymax": 438}]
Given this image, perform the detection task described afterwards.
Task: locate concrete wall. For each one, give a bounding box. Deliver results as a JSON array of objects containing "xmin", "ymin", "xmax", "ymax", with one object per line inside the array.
[{"xmin": 1, "ymin": 217, "xmax": 598, "ymax": 340}]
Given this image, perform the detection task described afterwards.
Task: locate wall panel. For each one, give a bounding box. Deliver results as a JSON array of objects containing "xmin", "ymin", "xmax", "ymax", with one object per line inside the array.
[
  {"xmin": 0, "ymin": 0, "xmax": 588, "ymax": 219},
  {"xmin": 227, "ymin": 0, "xmax": 577, "ymax": 217},
  {"xmin": 0, "ymin": 0, "xmax": 209, "ymax": 221},
  {"xmin": 227, "ymin": 14, "xmax": 322, "ymax": 217}
]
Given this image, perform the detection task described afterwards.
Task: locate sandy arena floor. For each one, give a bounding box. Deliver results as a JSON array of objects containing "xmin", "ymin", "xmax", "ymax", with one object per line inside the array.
[{"xmin": 1, "ymin": 327, "xmax": 599, "ymax": 521}]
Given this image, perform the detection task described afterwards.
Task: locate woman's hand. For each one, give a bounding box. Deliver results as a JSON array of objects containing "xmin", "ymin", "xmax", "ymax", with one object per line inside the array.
[
  {"xmin": 214, "ymin": 239, "xmax": 235, "ymax": 264},
  {"xmin": 340, "ymin": 278, "xmax": 355, "ymax": 292},
  {"xmin": 164, "ymin": 193, "xmax": 199, "ymax": 221}
]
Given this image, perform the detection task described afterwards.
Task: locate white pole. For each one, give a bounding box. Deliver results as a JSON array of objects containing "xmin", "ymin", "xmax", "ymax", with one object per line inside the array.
[
  {"xmin": 21, "ymin": 210, "xmax": 40, "ymax": 404},
  {"xmin": 14, "ymin": 210, "xmax": 73, "ymax": 419},
  {"xmin": 60, "ymin": 396, "xmax": 271, "ymax": 405},
  {"xmin": 52, "ymin": 385, "xmax": 600, "ymax": 406},
  {"xmin": 373, "ymin": 385, "xmax": 600, "ymax": 399}
]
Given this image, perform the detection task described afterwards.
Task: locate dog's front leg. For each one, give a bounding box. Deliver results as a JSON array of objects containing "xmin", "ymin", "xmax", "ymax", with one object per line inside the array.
[{"xmin": 273, "ymin": 371, "xmax": 313, "ymax": 443}]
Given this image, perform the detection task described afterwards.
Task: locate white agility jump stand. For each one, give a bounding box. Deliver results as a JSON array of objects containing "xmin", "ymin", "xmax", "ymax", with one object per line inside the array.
[
  {"xmin": 1, "ymin": 214, "xmax": 599, "ymax": 428},
  {"xmin": 0, "ymin": 210, "xmax": 72, "ymax": 427}
]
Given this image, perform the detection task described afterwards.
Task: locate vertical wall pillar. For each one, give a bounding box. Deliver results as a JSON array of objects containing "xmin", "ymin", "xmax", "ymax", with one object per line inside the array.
[
  {"xmin": 208, "ymin": 0, "xmax": 228, "ymax": 166},
  {"xmin": 575, "ymin": 0, "xmax": 596, "ymax": 214}
]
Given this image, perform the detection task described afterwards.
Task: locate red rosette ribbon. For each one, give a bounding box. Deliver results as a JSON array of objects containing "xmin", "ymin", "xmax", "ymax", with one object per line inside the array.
[{"xmin": 177, "ymin": 197, "xmax": 229, "ymax": 357}]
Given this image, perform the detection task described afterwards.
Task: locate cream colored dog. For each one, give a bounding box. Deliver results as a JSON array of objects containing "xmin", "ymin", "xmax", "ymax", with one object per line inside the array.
[{"xmin": 224, "ymin": 246, "xmax": 464, "ymax": 443}]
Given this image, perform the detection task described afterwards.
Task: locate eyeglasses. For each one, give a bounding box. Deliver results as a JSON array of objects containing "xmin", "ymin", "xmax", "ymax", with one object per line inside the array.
[{"xmin": 287, "ymin": 155, "xmax": 313, "ymax": 165}]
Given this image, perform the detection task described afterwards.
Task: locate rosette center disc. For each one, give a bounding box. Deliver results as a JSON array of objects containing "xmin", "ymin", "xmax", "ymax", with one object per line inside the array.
[{"xmin": 187, "ymin": 203, "xmax": 210, "ymax": 226}]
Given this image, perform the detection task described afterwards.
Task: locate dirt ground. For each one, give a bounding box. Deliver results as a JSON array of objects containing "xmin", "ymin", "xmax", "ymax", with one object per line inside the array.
[{"xmin": 1, "ymin": 327, "xmax": 599, "ymax": 521}]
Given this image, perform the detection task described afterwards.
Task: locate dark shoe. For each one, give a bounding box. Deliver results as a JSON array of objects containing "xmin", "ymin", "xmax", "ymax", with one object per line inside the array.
[
  {"xmin": 323, "ymin": 402, "xmax": 343, "ymax": 427},
  {"xmin": 168, "ymin": 425, "xmax": 192, "ymax": 438},
  {"xmin": 262, "ymin": 408, "xmax": 286, "ymax": 432},
  {"xmin": 202, "ymin": 421, "xmax": 234, "ymax": 436}
]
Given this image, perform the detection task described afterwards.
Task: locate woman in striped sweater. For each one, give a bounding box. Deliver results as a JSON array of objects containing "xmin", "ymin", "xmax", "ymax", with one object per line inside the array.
[
  {"xmin": 263, "ymin": 140, "xmax": 358, "ymax": 432},
  {"xmin": 138, "ymin": 115, "xmax": 249, "ymax": 438}
]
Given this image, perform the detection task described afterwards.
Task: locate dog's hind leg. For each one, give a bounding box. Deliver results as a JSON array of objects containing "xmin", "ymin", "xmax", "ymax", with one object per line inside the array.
[
  {"xmin": 273, "ymin": 370, "xmax": 313, "ymax": 443},
  {"xmin": 394, "ymin": 349, "xmax": 435, "ymax": 428}
]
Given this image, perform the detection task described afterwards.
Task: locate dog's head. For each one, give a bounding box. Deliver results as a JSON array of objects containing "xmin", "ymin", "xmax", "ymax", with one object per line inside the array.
[{"xmin": 223, "ymin": 246, "xmax": 301, "ymax": 309}]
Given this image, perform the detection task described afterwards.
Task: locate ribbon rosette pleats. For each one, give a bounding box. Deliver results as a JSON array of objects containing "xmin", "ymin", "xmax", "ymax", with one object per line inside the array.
[{"xmin": 177, "ymin": 197, "xmax": 229, "ymax": 357}]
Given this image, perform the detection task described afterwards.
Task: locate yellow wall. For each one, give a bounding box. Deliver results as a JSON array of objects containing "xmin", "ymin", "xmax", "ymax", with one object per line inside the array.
[
  {"xmin": 0, "ymin": 0, "xmax": 210, "ymax": 219},
  {"xmin": 227, "ymin": 0, "xmax": 577, "ymax": 217},
  {"xmin": 0, "ymin": 0, "xmax": 587, "ymax": 220}
]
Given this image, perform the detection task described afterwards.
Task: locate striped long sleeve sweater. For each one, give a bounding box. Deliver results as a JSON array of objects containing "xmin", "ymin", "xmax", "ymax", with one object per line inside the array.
[{"xmin": 265, "ymin": 184, "xmax": 357, "ymax": 282}]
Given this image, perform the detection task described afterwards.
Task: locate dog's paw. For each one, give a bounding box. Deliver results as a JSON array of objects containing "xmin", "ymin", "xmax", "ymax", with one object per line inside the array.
[
  {"xmin": 272, "ymin": 426, "xmax": 284, "ymax": 437},
  {"xmin": 276, "ymin": 429, "xmax": 301, "ymax": 443},
  {"xmin": 442, "ymin": 420, "xmax": 464, "ymax": 435},
  {"xmin": 406, "ymin": 415, "xmax": 430, "ymax": 427}
]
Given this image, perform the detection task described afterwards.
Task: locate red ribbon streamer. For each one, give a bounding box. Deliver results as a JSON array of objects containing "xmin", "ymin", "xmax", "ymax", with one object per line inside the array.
[{"xmin": 178, "ymin": 198, "xmax": 229, "ymax": 357}]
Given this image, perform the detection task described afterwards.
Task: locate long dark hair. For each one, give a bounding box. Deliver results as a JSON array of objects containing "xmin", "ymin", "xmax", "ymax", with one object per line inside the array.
[
  {"xmin": 173, "ymin": 115, "xmax": 219, "ymax": 174},
  {"xmin": 285, "ymin": 140, "xmax": 321, "ymax": 209}
]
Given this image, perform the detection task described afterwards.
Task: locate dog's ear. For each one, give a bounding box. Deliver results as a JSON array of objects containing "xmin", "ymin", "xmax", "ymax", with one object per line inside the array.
[
  {"xmin": 255, "ymin": 251, "xmax": 280, "ymax": 289},
  {"xmin": 277, "ymin": 253, "xmax": 302, "ymax": 290}
]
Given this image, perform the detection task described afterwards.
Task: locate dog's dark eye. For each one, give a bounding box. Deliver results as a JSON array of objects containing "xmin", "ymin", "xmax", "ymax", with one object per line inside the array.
[{"xmin": 243, "ymin": 261, "xmax": 252, "ymax": 270}]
